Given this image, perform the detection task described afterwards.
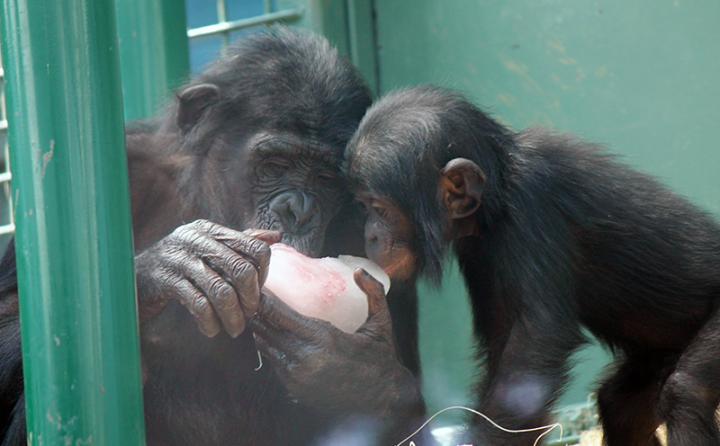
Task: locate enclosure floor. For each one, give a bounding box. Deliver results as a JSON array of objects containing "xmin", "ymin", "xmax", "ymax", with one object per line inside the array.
[
  {"xmin": 576, "ymin": 426, "xmax": 667, "ymax": 446},
  {"xmin": 579, "ymin": 409, "xmax": 720, "ymax": 445}
]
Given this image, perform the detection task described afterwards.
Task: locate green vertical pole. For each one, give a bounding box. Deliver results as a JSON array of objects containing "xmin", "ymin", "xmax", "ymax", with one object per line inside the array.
[
  {"xmin": 115, "ymin": 0, "xmax": 190, "ymax": 121},
  {"xmin": 0, "ymin": 0, "xmax": 146, "ymax": 444}
]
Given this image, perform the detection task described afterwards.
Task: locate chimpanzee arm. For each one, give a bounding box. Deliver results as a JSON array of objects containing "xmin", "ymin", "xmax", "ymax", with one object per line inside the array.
[
  {"xmin": 0, "ymin": 326, "xmax": 24, "ymax": 446},
  {"xmin": 386, "ymin": 279, "xmax": 421, "ymax": 377},
  {"xmin": 0, "ymin": 396, "xmax": 25, "ymax": 446},
  {"xmin": 0, "ymin": 313, "xmax": 22, "ymax": 429},
  {"xmin": 127, "ymin": 130, "xmax": 283, "ymax": 340},
  {"xmin": 467, "ymin": 313, "xmax": 584, "ymax": 445}
]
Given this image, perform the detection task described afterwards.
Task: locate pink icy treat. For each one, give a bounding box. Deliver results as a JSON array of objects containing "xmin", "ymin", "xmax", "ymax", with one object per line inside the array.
[{"xmin": 263, "ymin": 243, "xmax": 391, "ymax": 333}]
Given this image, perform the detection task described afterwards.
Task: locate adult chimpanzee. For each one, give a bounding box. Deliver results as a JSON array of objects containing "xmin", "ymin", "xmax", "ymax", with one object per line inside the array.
[
  {"xmin": 0, "ymin": 29, "xmax": 425, "ymax": 446},
  {"xmin": 345, "ymin": 86, "xmax": 720, "ymax": 446}
]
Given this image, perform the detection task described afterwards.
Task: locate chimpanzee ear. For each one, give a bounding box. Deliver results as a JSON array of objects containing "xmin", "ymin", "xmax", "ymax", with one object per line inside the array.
[
  {"xmin": 439, "ymin": 158, "xmax": 486, "ymax": 219},
  {"xmin": 176, "ymin": 83, "xmax": 221, "ymax": 133}
]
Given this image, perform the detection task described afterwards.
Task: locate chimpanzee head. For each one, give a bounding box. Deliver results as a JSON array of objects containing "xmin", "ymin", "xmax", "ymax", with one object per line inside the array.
[
  {"xmin": 345, "ymin": 86, "xmax": 512, "ymax": 283},
  {"xmin": 165, "ymin": 27, "xmax": 371, "ymax": 256}
]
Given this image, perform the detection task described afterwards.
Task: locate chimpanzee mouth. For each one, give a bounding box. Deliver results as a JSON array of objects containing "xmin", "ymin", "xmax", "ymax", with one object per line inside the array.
[
  {"xmin": 249, "ymin": 212, "xmax": 324, "ymax": 257},
  {"xmin": 280, "ymin": 232, "xmax": 323, "ymax": 258}
]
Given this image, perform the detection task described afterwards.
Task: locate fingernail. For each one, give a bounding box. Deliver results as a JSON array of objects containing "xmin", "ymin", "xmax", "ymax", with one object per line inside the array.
[{"xmin": 204, "ymin": 329, "xmax": 220, "ymax": 338}]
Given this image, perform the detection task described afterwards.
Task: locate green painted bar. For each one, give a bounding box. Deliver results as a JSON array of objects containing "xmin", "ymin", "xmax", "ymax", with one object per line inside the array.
[
  {"xmin": 346, "ymin": 0, "xmax": 379, "ymax": 96},
  {"xmin": 0, "ymin": 0, "xmax": 146, "ymax": 444},
  {"xmin": 116, "ymin": 0, "xmax": 190, "ymax": 121}
]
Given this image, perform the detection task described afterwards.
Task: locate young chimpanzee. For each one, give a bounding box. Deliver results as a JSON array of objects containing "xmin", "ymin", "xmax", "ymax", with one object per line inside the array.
[{"xmin": 346, "ymin": 86, "xmax": 720, "ymax": 446}]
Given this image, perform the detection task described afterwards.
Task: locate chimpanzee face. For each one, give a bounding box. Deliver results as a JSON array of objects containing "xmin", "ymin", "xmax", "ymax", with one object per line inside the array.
[
  {"xmin": 172, "ymin": 35, "xmax": 370, "ymax": 258},
  {"xmin": 185, "ymin": 126, "xmax": 349, "ymax": 258},
  {"xmin": 355, "ymin": 192, "xmax": 418, "ymax": 281},
  {"xmin": 168, "ymin": 29, "xmax": 375, "ymax": 259},
  {"xmin": 350, "ymin": 156, "xmax": 486, "ymax": 282},
  {"xmin": 345, "ymin": 87, "xmax": 493, "ymax": 283},
  {"xmin": 243, "ymin": 132, "xmax": 347, "ymax": 257}
]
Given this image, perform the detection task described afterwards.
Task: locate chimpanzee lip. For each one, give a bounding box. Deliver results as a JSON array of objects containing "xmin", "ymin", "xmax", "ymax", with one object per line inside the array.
[{"xmin": 281, "ymin": 232, "xmax": 323, "ymax": 258}]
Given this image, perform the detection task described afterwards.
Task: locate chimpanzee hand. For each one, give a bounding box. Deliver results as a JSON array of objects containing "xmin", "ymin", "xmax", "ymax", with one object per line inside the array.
[
  {"xmin": 135, "ymin": 219, "xmax": 281, "ymax": 338},
  {"xmin": 250, "ymin": 269, "xmax": 422, "ymax": 417}
]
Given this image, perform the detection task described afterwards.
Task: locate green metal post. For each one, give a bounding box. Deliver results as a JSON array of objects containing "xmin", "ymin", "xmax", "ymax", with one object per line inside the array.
[
  {"xmin": 0, "ymin": 0, "xmax": 146, "ymax": 444},
  {"xmin": 115, "ymin": 0, "xmax": 190, "ymax": 121}
]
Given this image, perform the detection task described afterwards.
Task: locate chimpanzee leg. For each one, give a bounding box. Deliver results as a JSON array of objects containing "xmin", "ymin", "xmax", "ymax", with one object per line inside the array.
[
  {"xmin": 597, "ymin": 355, "xmax": 664, "ymax": 446},
  {"xmin": 659, "ymin": 308, "xmax": 720, "ymax": 446},
  {"xmin": 466, "ymin": 317, "xmax": 584, "ymax": 445}
]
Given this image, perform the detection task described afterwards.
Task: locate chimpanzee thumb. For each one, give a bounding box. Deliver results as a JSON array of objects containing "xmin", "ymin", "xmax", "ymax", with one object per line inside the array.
[
  {"xmin": 354, "ymin": 269, "xmax": 393, "ymax": 341},
  {"xmin": 243, "ymin": 229, "xmax": 282, "ymax": 245}
]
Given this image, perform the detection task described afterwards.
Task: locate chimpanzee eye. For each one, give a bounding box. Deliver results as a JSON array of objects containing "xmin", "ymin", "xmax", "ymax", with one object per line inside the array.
[
  {"xmin": 260, "ymin": 159, "xmax": 289, "ymax": 178},
  {"xmin": 355, "ymin": 198, "xmax": 370, "ymax": 215},
  {"xmin": 371, "ymin": 203, "xmax": 389, "ymax": 218},
  {"xmin": 317, "ymin": 171, "xmax": 336, "ymax": 182}
]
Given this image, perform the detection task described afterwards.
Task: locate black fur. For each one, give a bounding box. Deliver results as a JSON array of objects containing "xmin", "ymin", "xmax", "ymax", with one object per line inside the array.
[
  {"xmin": 347, "ymin": 86, "xmax": 720, "ymax": 445},
  {"xmin": 0, "ymin": 244, "xmax": 23, "ymax": 446}
]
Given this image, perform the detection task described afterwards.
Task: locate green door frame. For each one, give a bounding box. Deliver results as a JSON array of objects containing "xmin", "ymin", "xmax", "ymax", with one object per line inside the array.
[
  {"xmin": 116, "ymin": 0, "xmax": 191, "ymax": 121},
  {"xmin": 0, "ymin": 0, "xmax": 146, "ymax": 443}
]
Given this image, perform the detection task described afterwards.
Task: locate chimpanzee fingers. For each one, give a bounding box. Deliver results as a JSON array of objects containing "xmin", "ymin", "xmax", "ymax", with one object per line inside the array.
[
  {"xmin": 171, "ymin": 278, "xmax": 222, "ymax": 337},
  {"xmin": 354, "ymin": 269, "xmax": 393, "ymax": 341},
  {"xmin": 179, "ymin": 233, "xmax": 263, "ymax": 317},
  {"xmin": 180, "ymin": 220, "xmax": 274, "ymax": 284},
  {"xmin": 212, "ymin": 227, "xmax": 272, "ymax": 264},
  {"xmin": 254, "ymin": 291, "xmax": 334, "ymax": 340},
  {"xmin": 201, "ymin": 222, "xmax": 277, "ymax": 284},
  {"xmin": 242, "ymin": 228, "xmax": 282, "ymax": 245},
  {"xmin": 181, "ymin": 257, "xmax": 246, "ymax": 337},
  {"xmin": 353, "ymin": 269, "xmax": 388, "ymax": 317},
  {"xmin": 202, "ymin": 243, "xmax": 262, "ymax": 317},
  {"xmin": 239, "ymin": 229, "xmax": 281, "ymax": 285}
]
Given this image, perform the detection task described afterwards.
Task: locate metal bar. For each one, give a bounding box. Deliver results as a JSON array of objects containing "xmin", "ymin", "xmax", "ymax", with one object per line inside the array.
[
  {"xmin": 0, "ymin": 223, "xmax": 15, "ymax": 235},
  {"xmin": 0, "ymin": 172, "xmax": 10, "ymax": 183},
  {"xmin": 0, "ymin": 119, "xmax": 7, "ymax": 130},
  {"xmin": 216, "ymin": 0, "xmax": 227, "ymax": 21},
  {"xmin": 0, "ymin": 0, "xmax": 146, "ymax": 444},
  {"xmin": 264, "ymin": 0, "xmax": 273, "ymax": 14},
  {"xmin": 115, "ymin": 0, "xmax": 190, "ymax": 121},
  {"xmin": 216, "ymin": 0, "xmax": 229, "ymax": 47},
  {"xmin": 187, "ymin": 8, "xmax": 303, "ymax": 39}
]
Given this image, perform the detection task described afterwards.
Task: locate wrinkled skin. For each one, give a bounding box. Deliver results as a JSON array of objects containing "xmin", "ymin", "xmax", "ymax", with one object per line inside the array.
[
  {"xmin": 135, "ymin": 222, "xmax": 279, "ymax": 338},
  {"xmin": 0, "ymin": 30, "xmax": 425, "ymax": 446}
]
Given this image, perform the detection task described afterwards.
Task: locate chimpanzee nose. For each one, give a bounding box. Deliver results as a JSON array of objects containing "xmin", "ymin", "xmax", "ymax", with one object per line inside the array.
[{"xmin": 269, "ymin": 190, "xmax": 316, "ymax": 233}]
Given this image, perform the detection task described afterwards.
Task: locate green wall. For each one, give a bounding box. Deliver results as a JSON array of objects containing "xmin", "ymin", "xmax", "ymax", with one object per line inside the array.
[{"xmin": 372, "ymin": 0, "xmax": 720, "ymax": 416}]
